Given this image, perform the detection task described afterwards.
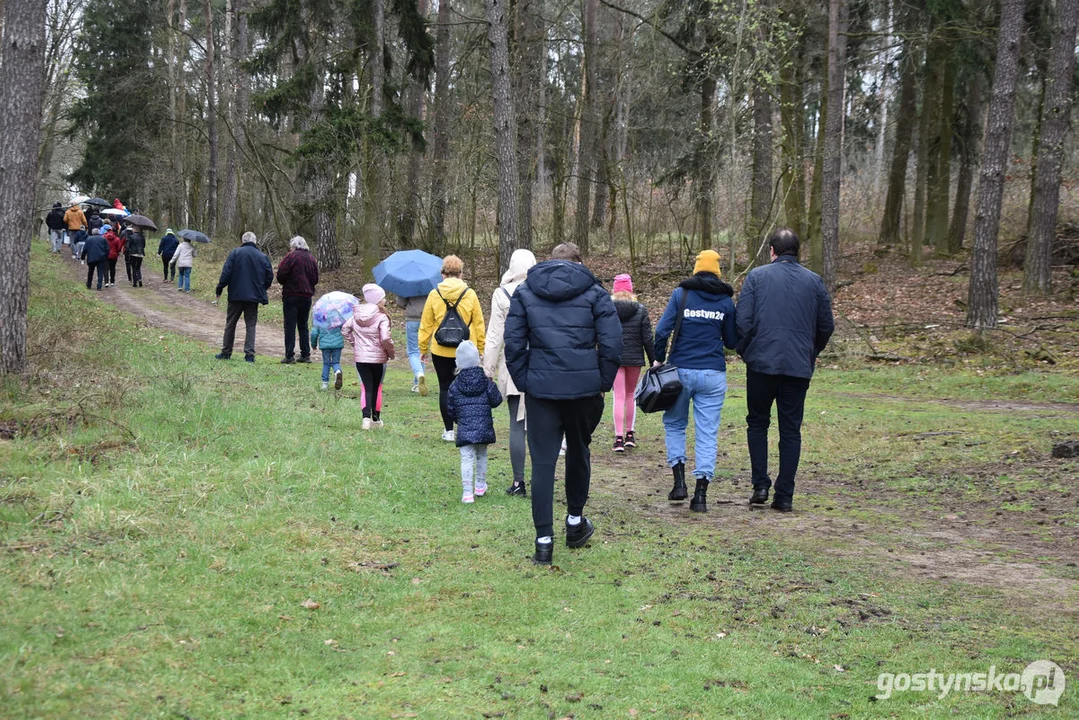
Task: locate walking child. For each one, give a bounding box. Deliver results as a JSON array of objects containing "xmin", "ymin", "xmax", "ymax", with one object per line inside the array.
[
  {"xmin": 610, "ymin": 273, "xmax": 655, "ymax": 452},
  {"xmin": 342, "ymin": 283, "xmax": 395, "ymax": 429},
  {"xmin": 446, "ymin": 340, "xmax": 503, "ymax": 503},
  {"xmin": 311, "ymin": 322, "xmax": 345, "ymax": 391}
]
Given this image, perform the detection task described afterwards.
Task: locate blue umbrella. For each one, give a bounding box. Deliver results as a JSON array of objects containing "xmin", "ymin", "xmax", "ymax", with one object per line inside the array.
[{"xmin": 372, "ymin": 249, "xmax": 443, "ymax": 298}]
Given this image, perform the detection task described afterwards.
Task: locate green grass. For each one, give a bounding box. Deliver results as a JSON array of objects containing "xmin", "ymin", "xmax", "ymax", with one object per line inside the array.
[{"xmin": 1, "ymin": 245, "xmax": 1076, "ymax": 718}]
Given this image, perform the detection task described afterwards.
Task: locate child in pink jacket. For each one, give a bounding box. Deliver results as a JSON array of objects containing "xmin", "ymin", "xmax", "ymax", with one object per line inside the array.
[{"xmin": 343, "ymin": 283, "xmax": 396, "ymax": 429}]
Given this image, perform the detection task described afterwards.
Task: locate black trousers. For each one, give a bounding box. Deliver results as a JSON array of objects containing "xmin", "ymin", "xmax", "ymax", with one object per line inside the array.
[
  {"xmin": 221, "ymin": 301, "xmax": 260, "ymax": 358},
  {"xmin": 107, "ymin": 258, "xmax": 117, "ymax": 284},
  {"xmin": 526, "ymin": 394, "xmax": 605, "ymax": 539},
  {"xmin": 431, "ymin": 353, "xmax": 457, "ymax": 431},
  {"xmin": 745, "ymin": 370, "xmax": 811, "ymax": 503},
  {"xmin": 85, "ymin": 260, "xmax": 106, "ymax": 289},
  {"xmin": 355, "ymin": 362, "xmax": 385, "ymax": 419},
  {"xmin": 124, "ymin": 254, "xmax": 132, "ymax": 281},
  {"xmin": 282, "ymin": 295, "xmax": 312, "ymax": 360},
  {"xmin": 162, "ymin": 254, "xmax": 175, "ymax": 280},
  {"xmin": 129, "ymin": 256, "xmax": 143, "ymax": 285}
]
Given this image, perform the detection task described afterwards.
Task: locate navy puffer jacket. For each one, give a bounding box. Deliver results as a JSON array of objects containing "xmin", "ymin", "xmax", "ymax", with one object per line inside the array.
[
  {"xmin": 82, "ymin": 233, "xmax": 110, "ymax": 264},
  {"xmin": 216, "ymin": 243, "xmax": 274, "ymax": 304},
  {"xmin": 504, "ymin": 260, "xmax": 623, "ymax": 399},
  {"xmin": 447, "ymin": 366, "xmax": 503, "ymax": 446}
]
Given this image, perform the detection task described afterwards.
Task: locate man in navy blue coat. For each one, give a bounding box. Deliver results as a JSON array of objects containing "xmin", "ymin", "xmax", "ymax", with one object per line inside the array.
[
  {"xmin": 736, "ymin": 228, "xmax": 834, "ymax": 512},
  {"xmin": 214, "ymin": 232, "xmax": 274, "ymax": 363},
  {"xmin": 504, "ymin": 242, "xmax": 622, "ymax": 565}
]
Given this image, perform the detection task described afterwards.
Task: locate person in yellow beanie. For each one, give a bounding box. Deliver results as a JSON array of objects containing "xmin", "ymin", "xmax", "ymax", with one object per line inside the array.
[{"xmin": 652, "ymin": 248, "xmax": 739, "ymax": 513}]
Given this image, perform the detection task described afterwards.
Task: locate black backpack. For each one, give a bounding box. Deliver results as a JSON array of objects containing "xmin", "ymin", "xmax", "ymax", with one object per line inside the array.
[{"xmin": 434, "ymin": 286, "xmax": 473, "ymax": 348}]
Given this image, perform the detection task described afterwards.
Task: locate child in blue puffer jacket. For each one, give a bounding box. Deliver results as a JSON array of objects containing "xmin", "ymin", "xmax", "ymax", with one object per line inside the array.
[
  {"xmin": 447, "ymin": 340, "xmax": 503, "ymax": 503},
  {"xmin": 310, "ymin": 324, "xmax": 345, "ymax": 391}
]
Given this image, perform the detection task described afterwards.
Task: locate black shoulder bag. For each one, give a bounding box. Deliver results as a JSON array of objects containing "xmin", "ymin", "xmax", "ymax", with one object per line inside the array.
[{"xmin": 635, "ymin": 290, "xmax": 688, "ymax": 413}]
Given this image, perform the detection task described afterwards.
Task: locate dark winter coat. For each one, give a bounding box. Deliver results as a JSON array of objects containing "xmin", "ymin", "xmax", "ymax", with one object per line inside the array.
[
  {"xmin": 216, "ymin": 243, "xmax": 274, "ymax": 304},
  {"xmin": 87, "ymin": 214, "xmax": 103, "ymax": 231},
  {"xmin": 82, "ymin": 233, "xmax": 110, "ymax": 264},
  {"xmin": 46, "ymin": 205, "xmax": 66, "ymax": 230},
  {"xmin": 276, "ymin": 248, "xmax": 320, "ymax": 297},
  {"xmin": 504, "ymin": 260, "xmax": 623, "ymax": 399},
  {"xmin": 614, "ymin": 300, "xmax": 655, "ymax": 367},
  {"xmin": 158, "ymin": 233, "xmax": 179, "ymax": 258},
  {"xmin": 446, "ymin": 366, "xmax": 503, "ymax": 447},
  {"xmin": 654, "ymin": 273, "xmax": 738, "ymax": 371},
  {"xmin": 125, "ymin": 230, "xmax": 146, "ymax": 257},
  {"xmin": 735, "ymin": 255, "xmax": 834, "ymax": 379}
]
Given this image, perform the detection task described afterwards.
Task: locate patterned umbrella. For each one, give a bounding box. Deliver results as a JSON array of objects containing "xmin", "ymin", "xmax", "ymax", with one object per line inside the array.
[{"xmin": 312, "ymin": 291, "xmax": 361, "ymax": 330}]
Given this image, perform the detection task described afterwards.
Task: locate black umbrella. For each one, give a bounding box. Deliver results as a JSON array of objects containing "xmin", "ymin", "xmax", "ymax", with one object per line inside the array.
[
  {"xmin": 85, "ymin": 197, "xmax": 110, "ymax": 207},
  {"xmin": 178, "ymin": 229, "xmax": 211, "ymax": 244},
  {"xmin": 125, "ymin": 214, "xmax": 158, "ymax": 231}
]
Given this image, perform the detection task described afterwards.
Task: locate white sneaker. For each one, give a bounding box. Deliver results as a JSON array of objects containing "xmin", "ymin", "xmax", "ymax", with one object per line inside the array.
[
  {"xmin": 475, "ymin": 481, "xmax": 488, "ymax": 497},
  {"xmin": 372, "ymin": 419, "xmax": 384, "ymax": 429},
  {"xmin": 362, "ymin": 418, "xmax": 372, "ymax": 430},
  {"xmin": 334, "ymin": 369, "xmax": 342, "ymax": 390},
  {"xmin": 461, "ymin": 492, "xmax": 475, "ymax": 504},
  {"xmin": 411, "ymin": 383, "xmax": 419, "ymax": 393},
  {"xmin": 321, "ymin": 382, "xmax": 329, "ymax": 390},
  {"xmin": 442, "ymin": 429, "xmax": 455, "ymax": 442}
]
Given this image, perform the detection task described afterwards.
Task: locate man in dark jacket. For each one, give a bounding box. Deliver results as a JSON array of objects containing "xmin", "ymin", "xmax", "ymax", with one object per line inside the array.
[
  {"xmin": 46, "ymin": 202, "xmax": 66, "ymax": 253},
  {"xmin": 276, "ymin": 236, "xmax": 320, "ymax": 364},
  {"xmin": 125, "ymin": 226, "xmax": 147, "ymax": 287},
  {"xmin": 158, "ymin": 229, "xmax": 180, "ymax": 282},
  {"xmin": 504, "ymin": 242, "xmax": 623, "ymax": 565},
  {"xmin": 81, "ymin": 227, "xmax": 110, "ymax": 290},
  {"xmin": 215, "ymin": 232, "xmax": 275, "ymax": 362},
  {"xmin": 736, "ymin": 228, "xmax": 834, "ymax": 512}
]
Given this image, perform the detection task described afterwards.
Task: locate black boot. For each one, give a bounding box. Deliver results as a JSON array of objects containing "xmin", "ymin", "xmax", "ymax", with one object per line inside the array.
[
  {"xmin": 668, "ymin": 462, "xmax": 688, "ymax": 501},
  {"xmin": 690, "ymin": 477, "xmax": 709, "ymax": 513},
  {"xmin": 749, "ymin": 488, "xmax": 769, "ymax": 505}
]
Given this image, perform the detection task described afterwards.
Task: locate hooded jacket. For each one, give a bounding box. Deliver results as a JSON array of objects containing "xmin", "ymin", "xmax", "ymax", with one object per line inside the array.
[
  {"xmin": 342, "ymin": 303, "xmax": 396, "ymax": 363},
  {"xmin": 63, "ymin": 205, "xmax": 87, "ymax": 231},
  {"xmin": 170, "ymin": 240, "xmax": 196, "ymax": 268},
  {"xmin": 447, "ymin": 366, "xmax": 503, "ymax": 446},
  {"xmin": 158, "ymin": 232, "xmax": 180, "ymax": 258},
  {"xmin": 418, "ymin": 277, "xmax": 486, "ymax": 358},
  {"xmin": 105, "ymin": 229, "xmax": 123, "ymax": 260},
  {"xmin": 614, "ymin": 300, "xmax": 655, "ymax": 368},
  {"xmin": 483, "ymin": 249, "xmax": 537, "ymax": 398},
  {"xmin": 216, "ymin": 242, "xmax": 274, "ymax": 304},
  {"xmin": 46, "ymin": 205, "xmax": 66, "ymax": 231},
  {"xmin": 654, "ymin": 273, "xmax": 738, "ymax": 371},
  {"xmin": 735, "ymin": 255, "xmax": 834, "ymax": 379},
  {"xmin": 503, "ymin": 260, "xmax": 623, "ymax": 399},
  {"xmin": 310, "ymin": 325, "xmax": 345, "ymax": 351}
]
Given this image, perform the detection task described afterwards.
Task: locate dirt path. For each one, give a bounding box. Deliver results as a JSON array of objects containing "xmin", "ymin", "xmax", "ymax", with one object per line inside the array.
[{"xmin": 64, "ymin": 254, "xmax": 286, "ymax": 359}]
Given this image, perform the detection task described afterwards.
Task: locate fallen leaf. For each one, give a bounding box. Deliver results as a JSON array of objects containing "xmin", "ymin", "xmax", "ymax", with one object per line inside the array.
[{"xmin": 301, "ymin": 599, "xmax": 320, "ymax": 610}]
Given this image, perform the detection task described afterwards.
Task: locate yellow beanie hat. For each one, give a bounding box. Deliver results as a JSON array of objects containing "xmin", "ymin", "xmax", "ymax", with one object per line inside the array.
[{"xmin": 693, "ymin": 249, "xmax": 722, "ymax": 277}]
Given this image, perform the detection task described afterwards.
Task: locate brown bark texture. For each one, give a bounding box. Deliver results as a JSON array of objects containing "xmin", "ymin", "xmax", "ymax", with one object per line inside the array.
[
  {"xmin": 486, "ymin": 0, "xmax": 520, "ymax": 270},
  {"xmin": 879, "ymin": 41, "xmax": 918, "ymax": 245},
  {"xmin": 749, "ymin": 83, "xmax": 773, "ymax": 267},
  {"xmin": 820, "ymin": 0, "xmax": 847, "ymax": 291},
  {"xmin": 429, "ymin": 0, "xmax": 451, "ymax": 253}
]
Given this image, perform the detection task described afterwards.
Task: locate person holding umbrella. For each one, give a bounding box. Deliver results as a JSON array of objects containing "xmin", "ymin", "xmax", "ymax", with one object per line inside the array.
[
  {"xmin": 395, "ymin": 293, "xmax": 428, "ymax": 395},
  {"xmin": 419, "ymin": 255, "xmax": 486, "ymax": 442},
  {"xmin": 276, "ymin": 236, "xmax": 320, "ymax": 364},
  {"xmin": 214, "ymin": 232, "xmax": 274, "ymax": 362},
  {"xmin": 169, "ymin": 232, "xmax": 197, "ymax": 291},
  {"xmin": 373, "ymin": 249, "xmax": 444, "ymax": 395}
]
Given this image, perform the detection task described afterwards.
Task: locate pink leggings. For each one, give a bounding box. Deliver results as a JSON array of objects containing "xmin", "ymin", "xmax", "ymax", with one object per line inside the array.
[{"xmin": 613, "ymin": 366, "xmax": 641, "ymax": 436}]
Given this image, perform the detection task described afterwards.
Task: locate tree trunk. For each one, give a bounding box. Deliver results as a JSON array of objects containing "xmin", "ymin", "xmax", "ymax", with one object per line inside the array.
[
  {"xmin": 486, "ymin": 0, "xmax": 520, "ymax": 270},
  {"xmin": 204, "ymin": 0, "xmax": 218, "ymax": 238},
  {"xmin": 221, "ymin": 0, "xmax": 238, "ymax": 236},
  {"xmin": 748, "ymin": 83, "xmax": 773, "ymax": 268},
  {"xmin": 514, "ymin": 0, "xmax": 540, "ymax": 249},
  {"xmin": 879, "ymin": 39, "xmax": 918, "ymax": 245},
  {"xmin": 0, "ymin": 0, "xmax": 47, "ymax": 375},
  {"xmin": 697, "ymin": 75, "xmax": 716, "ymax": 251},
  {"xmin": 429, "ymin": 0, "xmax": 451, "ymax": 254},
  {"xmin": 1024, "ymin": 0, "xmax": 1079, "ymax": 294},
  {"xmin": 820, "ymin": 0, "xmax": 847, "ymax": 291},
  {"xmin": 910, "ymin": 46, "xmax": 934, "ymax": 267},
  {"xmin": 779, "ymin": 55, "xmax": 806, "ymax": 242},
  {"xmin": 398, "ymin": 0, "xmax": 427, "ymax": 248},
  {"xmin": 931, "ymin": 59, "xmax": 955, "ymax": 256},
  {"xmin": 360, "ymin": 0, "xmax": 386, "ymax": 274},
  {"xmin": 808, "ymin": 86, "xmax": 825, "ymax": 272},
  {"xmin": 591, "ymin": 114, "xmax": 609, "ymax": 230},
  {"xmin": 573, "ymin": 0, "xmax": 597, "ymax": 253},
  {"xmin": 948, "ymin": 78, "xmax": 983, "ymax": 253},
  {"xmin": 967, "ymin": 0, "xmax": 1026, "ymax": 329}
]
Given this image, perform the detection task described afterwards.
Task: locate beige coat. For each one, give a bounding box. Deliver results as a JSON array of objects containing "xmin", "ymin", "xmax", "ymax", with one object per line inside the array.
[{"xmin": 483, "ymin": 280, "xmax": 523, "ymax": 398}]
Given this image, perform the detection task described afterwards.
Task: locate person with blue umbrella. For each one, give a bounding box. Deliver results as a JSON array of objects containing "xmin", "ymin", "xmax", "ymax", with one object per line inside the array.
[{"xmin": 374, "ymin": 249, "xmax": 443, "ymax": 395}]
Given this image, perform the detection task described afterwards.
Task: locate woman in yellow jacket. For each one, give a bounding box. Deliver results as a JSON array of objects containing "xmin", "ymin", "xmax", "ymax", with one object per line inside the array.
[{"xmin": 419, "ymin": 254, "xmax": 486, "ymax": 442}]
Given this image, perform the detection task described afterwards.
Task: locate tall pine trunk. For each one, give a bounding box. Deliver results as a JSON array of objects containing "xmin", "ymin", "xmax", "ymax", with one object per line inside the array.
[
  {"xmin": 910, "ymin": 47, "xmax": 934, "ymax": 267},
  {"xmin": 204, "ymin": 0, "xmax": 218, "ymax": 238},
  {"xmin": 930, "ymin": 60, "xmax": 955, "ymax": 255},
  {"xmin": 574, "ymin": 0, "xmax": 598, "ymax": 253},
  {"xmin": 967, "ymin": 0, "xmax": 1026, "ymax": 329},
  {"xmin": 948, "ymin": 78, "xmax": 983, "ymax": 252},
  {"xmin": 1023, "ymin": 0, "xmax": 1079, "ymax": 294},
  {"xmin": 0, "ymin": 0, "xmax": 47, "ymax": 375},
  {"xmin": 513, "ymin": 0, "xmax": 540, "ymax": 249},
  {"xmin": 697, "ymin": 76, "xmax": 716, "ymax": 251},
  {"xmin": 879, "ymin": 40, "xmax": 918, "ymax": 246},
  {"xmin": 779, "ymin": 55, "xmax": 806, "ymax": 242},
  {"xmin": 820, "ymin": 0, "xmax": 847, "ymax": 291},
  {"xmin": 398, "ymin": 0, "xmax": 427, "ymax": 248},
  {"xmin": 748, "ymin": 83, "xmax": 773, "ymax": 267},
  {"xmin": 486, "ymin": 0, "xmax": 520, "ymax": 270},
  {"xmin": 429, "ymin": 0, "xmax": 451, "ymax": 253}
]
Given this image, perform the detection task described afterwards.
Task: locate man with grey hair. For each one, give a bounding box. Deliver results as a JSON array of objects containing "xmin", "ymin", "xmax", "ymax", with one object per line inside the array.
[
  {"xmin": 276, "ymin": 235, "xmax": 320, "ymax": 364},
  {"xmin": 215, "ymin": 232, "xmax": 274, "ymax": 362}
]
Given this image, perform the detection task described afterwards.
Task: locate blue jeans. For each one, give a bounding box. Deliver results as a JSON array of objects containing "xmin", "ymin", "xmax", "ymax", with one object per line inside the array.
[
  {"xmin": 405, "ymin": 320, "xmax": 425, "ymax": 379},
  {"xmin": 662, "ymin": 367, "xmax": 727, "ymax": 480},
  {"xmin": 49, "ymin": 229, "xmax": 64, "ymax": 252},
  {"xmin": 178, "ymin": 267, "xmax": 191, "ymax": 292},
  {"xmin": 321, "ymin": 348, "xmax": 342, "ymax": 382}
]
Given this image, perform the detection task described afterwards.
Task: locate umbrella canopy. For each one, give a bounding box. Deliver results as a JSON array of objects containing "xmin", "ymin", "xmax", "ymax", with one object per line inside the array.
[
  {"xmin": 125, "ymin": 214, "xmax": 157, "ymax": 231},
  {"xmin": 313, "ymin": 291, "xmax": 361, "ymax": 330},
  {"xmin": 100, "ymin": 208, "xmax": 129, "ymax": 217},
  {"xmin": 71, "ymin": 195, "xmax": 89, "ymax": 205},
  {"xmin": 178, "ymin": 229, "xmax": 211, "ymax": 244},
  {"xmin": 85, "ymin": 197, "xmax": 110, "ymax": 207},
  {"xmin": 372, "ymin": 249, "xmax": 443, "ymax": 298}
]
